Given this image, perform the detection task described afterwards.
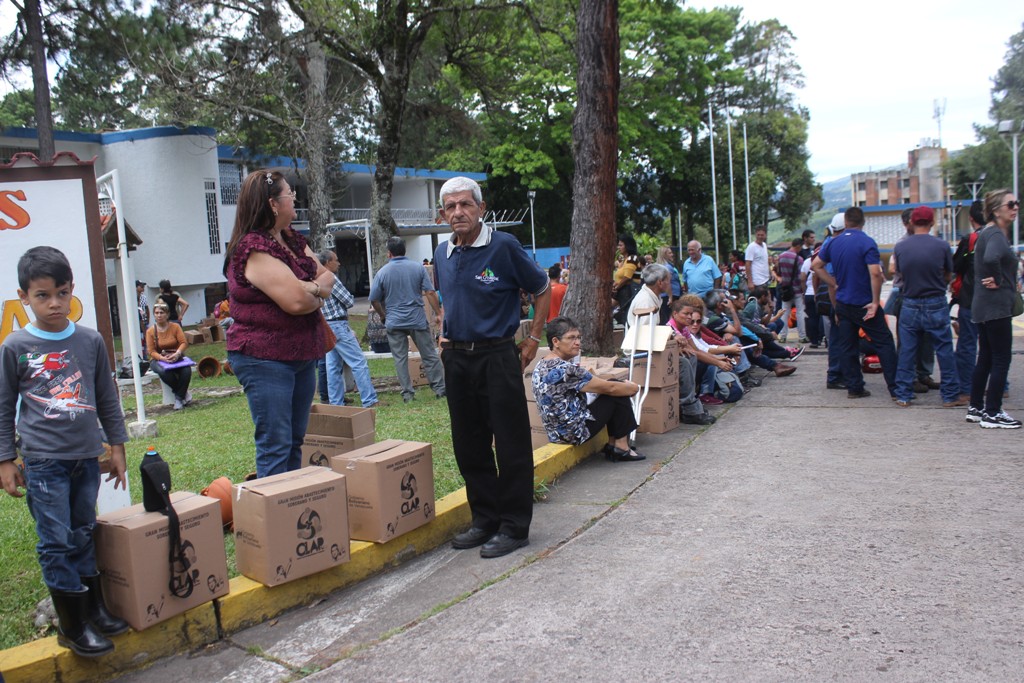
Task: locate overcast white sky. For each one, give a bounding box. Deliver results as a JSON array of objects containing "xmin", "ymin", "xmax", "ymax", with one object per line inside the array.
[
  {"xmin": 3, "ymin": 1, "xmax": 1021, "ymax": 184},
  {"xmin": 687, "ymin": 0, "xmax": 1023, "ymax": 182}
]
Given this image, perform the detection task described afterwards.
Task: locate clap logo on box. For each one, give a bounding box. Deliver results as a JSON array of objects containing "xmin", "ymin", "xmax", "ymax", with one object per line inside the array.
[
  {"xmin": 170, "ymin": 540, "xmax": 199, "ymax": 599},
  {"xmin": 296, "ymin": 507, "xmax": 324, "ymax": 558},
  {"xmin": 400, "ymin": 471, "xmax": 420, "ymax": 517}
]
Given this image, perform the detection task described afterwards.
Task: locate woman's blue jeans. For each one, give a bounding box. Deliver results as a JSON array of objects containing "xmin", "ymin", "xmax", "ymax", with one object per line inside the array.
[
  {"xmin": 23, "ymin": 457, "xmax": 99, "ymax": 591},
  {"xmin": 229, "ymin": 351, "xmax": 316, "ymax": 477}
]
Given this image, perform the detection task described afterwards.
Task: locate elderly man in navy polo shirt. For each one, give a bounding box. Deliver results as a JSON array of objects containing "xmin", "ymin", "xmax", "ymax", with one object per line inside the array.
[{"xmin": 433, "ymin": 177, "xmax": 551, "ymax": 559}]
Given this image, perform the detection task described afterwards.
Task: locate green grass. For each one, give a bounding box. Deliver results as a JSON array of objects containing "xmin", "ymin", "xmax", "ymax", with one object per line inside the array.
[{"xmin": 0, "ymin": 317, "xmax": 461, "ymax": 650}]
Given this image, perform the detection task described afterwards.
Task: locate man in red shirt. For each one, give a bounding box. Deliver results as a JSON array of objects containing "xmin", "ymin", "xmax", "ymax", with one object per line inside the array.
[{"xmin": 546, "ymin": 264, "xmax": 567, "ymax": 322}]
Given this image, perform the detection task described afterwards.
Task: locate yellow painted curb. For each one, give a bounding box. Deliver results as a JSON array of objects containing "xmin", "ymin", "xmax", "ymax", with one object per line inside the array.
[
  {"xmin": 0, "ymin": 437, "xmax": 601, "ymax": 682},
  {"xmin": 0, "ymin": 602, "xmax": 218, "ymax": 683}
]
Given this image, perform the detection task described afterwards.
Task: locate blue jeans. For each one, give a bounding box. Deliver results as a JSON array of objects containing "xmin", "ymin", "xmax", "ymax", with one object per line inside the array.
[
  {"xmin": 956, "ymin": 306, "xmax": 978, "ymax": 394},
  {"xmin": 23, "ymin": 457, "xmax": 100, "ymax": 591},
  {"xmin": 835, "ymin": 301, "xmax": 898, "ymax": 394},
  {"xmin": 316, "ymin": 357, "xmax": 329, "ymax": 402},
  {"xmin": 894, "ymin": 296, "xmax": 960, "ymax": 402},
  {"xmin": 229, "ymin": 351, "xmax": 316, "ymax": 477},
  {"xmin": 326, "ymin": 320, "xmax": 377, "ymax": 407}
]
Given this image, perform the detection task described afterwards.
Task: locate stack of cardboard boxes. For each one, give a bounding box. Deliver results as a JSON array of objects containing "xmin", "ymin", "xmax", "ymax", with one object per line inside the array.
[
  {"xmin": 301, "ymin": 405, "xmax": 377, "ymax": 467},
  {"xmin": 630, "ymin": 337, "xmax": 679, "ymax": 434},
  {"xmin": 184, "ymin": 317, "xmax": 225, "ymax": 345}
]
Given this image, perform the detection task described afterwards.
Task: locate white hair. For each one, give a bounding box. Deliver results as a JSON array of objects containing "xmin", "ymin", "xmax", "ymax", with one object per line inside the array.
[
  {"xmin": 439, "ymin": 177, "xmax": 483, "ymax": 205},
  {"xmin": 641, "ymin": 263, "xmax": 670, "ymax": 286}
]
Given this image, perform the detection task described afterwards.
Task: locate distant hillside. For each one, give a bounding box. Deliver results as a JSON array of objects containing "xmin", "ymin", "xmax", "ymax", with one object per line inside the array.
[{"xmin": 820, "ymin": 176, "xmax": 850, "ymax": 212}]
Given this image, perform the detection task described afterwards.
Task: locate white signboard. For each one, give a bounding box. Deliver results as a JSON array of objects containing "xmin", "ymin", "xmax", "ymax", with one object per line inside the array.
[{"xmin": 0, "ymin": 158, "xmax": 111, "ymax": 348}]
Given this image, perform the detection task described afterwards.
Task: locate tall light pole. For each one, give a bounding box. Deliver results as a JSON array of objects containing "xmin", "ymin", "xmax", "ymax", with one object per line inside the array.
[
  {"xmin": 708, "ymin": 104, "xmax": 720, "ymax": 261},
  {"xmin": 998, "ymin": 120, "xmax": 1023, "ymax": 253},
  {"xmin": 743, "ymin": 121, "xmax": 752, "ymax": 245},
  {"xmin": 965, "ymin": 172, "xmax": 986, "ymax": 201},
  {"xmin": 527, "ymin": 190, "xmax": 537, "ymax": 261},
  {"xmin": 726, "ymin": 109, "xmax": 737, "ymax": 251}
]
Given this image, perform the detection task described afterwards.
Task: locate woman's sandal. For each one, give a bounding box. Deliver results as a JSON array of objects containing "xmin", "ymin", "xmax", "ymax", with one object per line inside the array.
[{"xmin": 605, "ymin": 445, "xmax": 646, "ymax": 462}]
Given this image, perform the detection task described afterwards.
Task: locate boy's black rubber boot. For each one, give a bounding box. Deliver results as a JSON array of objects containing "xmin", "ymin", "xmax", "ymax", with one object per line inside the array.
[
  {"xmin": 81, "ymin": 574, "xmax": 130, "ymax": 636},
  {"xmin": 50, "ymin": 588, "xmax": 114, "ymax": 658}
]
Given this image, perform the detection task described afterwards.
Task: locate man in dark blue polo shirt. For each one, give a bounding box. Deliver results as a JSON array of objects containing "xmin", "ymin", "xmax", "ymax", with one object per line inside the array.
[
  {"xmin": 812, "ymin": 207, "xmax": 897, "ymax": 399},
  {"xmin": 433, "ymin": 177, "xmax": 550, "ymax": 559}
]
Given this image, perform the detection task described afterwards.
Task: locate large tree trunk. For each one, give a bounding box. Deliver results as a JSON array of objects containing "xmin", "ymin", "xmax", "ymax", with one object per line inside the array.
[
  {"xmin": 563, "ymin": 0, "xmax": 619, "ymax": 355},
  {"xmin": 368, "ymin": 56, "xmax": 410, "ymax": 271},
  {"xmin": 303, "ymin": 39, "xmax": 332, "ymax": 252},
  {"xmin": 24, "ymin": 0, "xmax": 54, "ymax": 160}
]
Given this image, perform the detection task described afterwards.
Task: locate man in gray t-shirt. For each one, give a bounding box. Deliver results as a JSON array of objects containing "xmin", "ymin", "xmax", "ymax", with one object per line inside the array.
[
  {"xmin": 369, "ymin": 237, "xmax": 445, "ymax": 402},
  {"xmin": 891, "ymin": 206, "xmax": 960, "ymax": 406}
]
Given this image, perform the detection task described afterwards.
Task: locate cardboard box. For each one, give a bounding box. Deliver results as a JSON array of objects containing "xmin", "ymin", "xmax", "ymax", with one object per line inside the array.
[
  {"xmin": 530, "ymin": 425, "xmax": 551, "ymax": 449},
  {"xmin": 184, "ymin": 330, "xmax": 205, "ymax": 345},
  {"xmin": 94, "ymin": 492, "xmax": 229, "ymax": 631},
  {"xmin": 200, "ymin": 327, "xmax": 214, "ymax": 344},
  {"xmin": 302, "ymin": 433, "xmax": 377, "ymax": 467},
  {"xmin": 306, "ymin": 404, "xmax": 376, "ymax": 440},
  {"xmin": 201, "ymin": 316, "xmax": 217, "ymax": 329},
  {"xmin": 638, "ymin": 382, "xmax": 679, "ymax": 434},
  {"xmin": 513, "ymin": 319, "xmax": 534, "ymax": 343},
  {"xmin": 208, "ymin": 324, "xmax": 224, "ymax": 342},
  {"xmin": 233, "ymin": 468, "xmax": 350, "ymax": 586},
  {"xmin": 407, "ymin": 356, "xmax": 429, "ymax": 388},
  {"xmin": 631, "ymin": 339, "xmax": 678, "ymax": 388},
  {"xmin": 330, "ymin": 440, "xmax": 435, "ymax": 543}
]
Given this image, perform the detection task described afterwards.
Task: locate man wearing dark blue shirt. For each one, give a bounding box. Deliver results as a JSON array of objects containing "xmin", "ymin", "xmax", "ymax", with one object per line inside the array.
[
  {"xmin": 433, "ymin": 177, "xmax": 550, "ymax": 559},
  {"xmin": 812, "ymin": 207, "xmax": 897, "ymax": 399}
]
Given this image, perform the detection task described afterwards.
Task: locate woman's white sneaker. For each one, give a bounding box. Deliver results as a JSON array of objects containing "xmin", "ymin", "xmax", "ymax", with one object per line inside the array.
[
  {"xmin": 965, "ymin": 406, "xmax": 983, "ymax": 423},
  {"xmin": 979, "ymin": 411, "xmax": 1022, "ymax": 429}
]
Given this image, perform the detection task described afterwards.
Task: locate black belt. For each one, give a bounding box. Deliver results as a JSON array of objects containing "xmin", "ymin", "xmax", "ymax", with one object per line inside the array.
[
  {"xmin": 440, "ymin": 337, "xmax": 514, "ymax": 351},
  {"xmin": 325, "ymin": 317, "xmax": 347, "ymax": 322}
]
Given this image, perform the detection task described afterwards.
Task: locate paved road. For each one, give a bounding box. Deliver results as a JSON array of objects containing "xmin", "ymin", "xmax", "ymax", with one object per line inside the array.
[{"xmin": 118, "ymin": 340, "xmax": 1024, "ymax": 682}]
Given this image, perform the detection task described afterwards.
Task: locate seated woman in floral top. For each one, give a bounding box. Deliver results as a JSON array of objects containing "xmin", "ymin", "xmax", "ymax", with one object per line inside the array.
[{"xmin": 531, "ymin": 316, "xmax": 644, "ymax": 462}]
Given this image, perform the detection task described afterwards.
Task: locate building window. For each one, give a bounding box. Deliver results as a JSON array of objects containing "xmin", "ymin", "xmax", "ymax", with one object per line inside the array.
[
  {"xmin": 204, "ymin": 179, "xmax": 221, "ymax": 255},
  {"xmin": 902, "ymin": 178, "xmax": 911, "ymax": 189},
  {"xmin": 0, "ymin": 146, "xmax": 36, "ymax": 164},
  {"xmin": 219, "ymin": 162, "xmax": 242, "ymax": 205},
  {"xmin": 858, "ymin": 182, "xmax": 866, "ymax": 192},
  {"xmin": 903, "ymin": 198, "xmax": 911, "ymax": 204},
  {"xmin": 880, "ymin": 199, "xmax": 888, "ymax": 205}
]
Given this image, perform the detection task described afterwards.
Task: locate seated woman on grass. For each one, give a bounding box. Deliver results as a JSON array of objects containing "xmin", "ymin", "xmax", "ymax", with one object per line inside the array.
[{"xmin": 531, "ymin": 316, "xmax": 645, "ymax": 462}]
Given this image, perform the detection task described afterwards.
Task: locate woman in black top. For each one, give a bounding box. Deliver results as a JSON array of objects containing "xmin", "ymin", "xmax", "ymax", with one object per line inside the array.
[
  {"xmin": 157, "ymin": 279, "xmax": 189, "ymax": 323},
  {"xmin": 968, "ymin": 188, "xmax": 1021, "ymax": 428}
]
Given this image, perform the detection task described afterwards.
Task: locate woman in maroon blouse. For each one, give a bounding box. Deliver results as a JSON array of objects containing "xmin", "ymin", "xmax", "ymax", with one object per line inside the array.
[{"xmin": 225, "ymin": 170, "xmax": 336, "ymax": 477}]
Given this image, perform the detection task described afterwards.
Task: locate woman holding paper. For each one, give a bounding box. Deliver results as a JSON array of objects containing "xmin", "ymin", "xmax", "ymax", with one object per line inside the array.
[
  {"xmin": 531, "ymin": 316, "xmax": 643, "ymax": 462},
  {"xmin": 146, "ymin": 302, "xmax": 193, "ymax": 410}
]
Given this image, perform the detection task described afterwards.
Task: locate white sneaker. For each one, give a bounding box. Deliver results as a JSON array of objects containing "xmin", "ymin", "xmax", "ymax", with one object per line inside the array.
[
  {"xmin": 980, "ymin": 411, "xmax": 1022, "ymax": 429},
  {"xmin": 183, "ymin": 391, "xmax": 193, "ymax": 406},
  {"xmin": 965, "ymin": 406, "xmax": 983, "ymax": 423},
  {"xmin": 173, "ymin": 399, "xmax": 183, "ymax": 410}
]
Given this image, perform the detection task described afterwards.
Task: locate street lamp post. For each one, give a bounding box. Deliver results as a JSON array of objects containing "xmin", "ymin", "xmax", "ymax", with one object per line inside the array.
[
  {"xmin": 965, "ymin": 172, "xmax": 986, "ymax": 201},
  {"xmin": 998, "ymin": 120, "xmax": 1023, "ymax": 253},
  {"xmin": 527, "ymin": 190, "xmax": 537, "ymax": 261}
]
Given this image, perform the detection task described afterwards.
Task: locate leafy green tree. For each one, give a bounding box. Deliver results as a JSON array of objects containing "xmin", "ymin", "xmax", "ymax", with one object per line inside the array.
[{"xmin": 947, "ymin": 23, "xmax": 1024, "ymax": 198}]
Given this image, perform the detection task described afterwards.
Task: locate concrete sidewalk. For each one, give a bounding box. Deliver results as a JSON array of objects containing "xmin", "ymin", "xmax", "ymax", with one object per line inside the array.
[{"xmin": 113, "ymin": 341, "xmax": 1024, "ymax": 682}]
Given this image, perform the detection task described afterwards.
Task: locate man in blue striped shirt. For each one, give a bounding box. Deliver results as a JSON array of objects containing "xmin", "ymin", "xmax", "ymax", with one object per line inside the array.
[{"xmin": 320, "ymin": 250, "xmax": 379, "ymax": 408}]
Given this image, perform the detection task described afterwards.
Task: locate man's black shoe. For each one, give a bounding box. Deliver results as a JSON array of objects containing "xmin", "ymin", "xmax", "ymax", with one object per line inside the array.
[
  {"xmin": 452, "ymin": 527, "xmax": 494, "ymax": 549},
  {"xmin": 681, "ymin": 412, "xmax": 715, "ymax": 425},
  {"xmin": 826, "ymin": 381, "xmax": 847, "ymax": 390},
  {"xmin": 847, "ymin": 389, "xmax": 872, "ymax": 399},
  {"xmin": 480, "ymin": 533, "xmax": 529, "ymax": 558}
]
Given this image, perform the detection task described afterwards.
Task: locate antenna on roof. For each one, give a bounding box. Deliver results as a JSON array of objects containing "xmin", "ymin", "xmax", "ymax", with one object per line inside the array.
[{"xmin": 933, "ymin": 98, "xmax": 946, "ymax": 147}]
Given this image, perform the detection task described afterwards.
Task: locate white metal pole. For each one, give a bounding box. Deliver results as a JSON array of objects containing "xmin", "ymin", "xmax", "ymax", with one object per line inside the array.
[
  {"xmin": 528, "ymin": 192, "xmax": 537, "ymax": 260},
  {"xmin": 709, "ymin": 104, "xmax": 719, "ymax": 262},
  {"xmin": 726, "ymin": 113, "xmax": 737, "ymax": 251},
  {"xmin": 96, "ymin": 169, "xmax": 146, "ymax": 423},
  {"xmin": 1013, "ymin": 131, "xmax": 1020, "ymax": 255},
  {"xmin": 743, "ymin": 122, "xmax": 752, "ymax": 245},
  {"xmin": 365, "ymin": 227, "xmax": 374, "ymax": 285},
  {"xmin": 677, "ymin": 208, "xmax": 683, "ymax": 265}
]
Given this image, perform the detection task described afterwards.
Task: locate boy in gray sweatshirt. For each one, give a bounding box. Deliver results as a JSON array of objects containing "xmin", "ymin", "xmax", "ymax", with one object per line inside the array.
[{"xmin": 0, "ymin": 246, "xmax": 129, "ymax": 657}]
